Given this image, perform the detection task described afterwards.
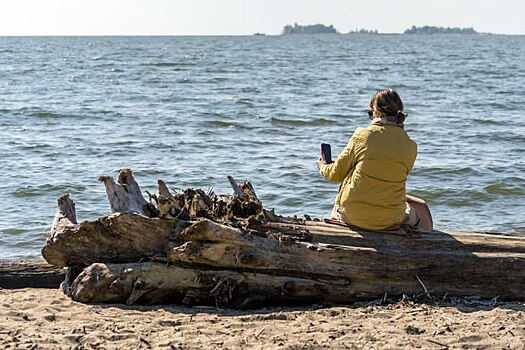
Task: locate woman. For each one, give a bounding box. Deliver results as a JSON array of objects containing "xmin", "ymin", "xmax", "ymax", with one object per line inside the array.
[{"xmin": 316, "ymin": 89, "xmax": 425, "ymax": 231}]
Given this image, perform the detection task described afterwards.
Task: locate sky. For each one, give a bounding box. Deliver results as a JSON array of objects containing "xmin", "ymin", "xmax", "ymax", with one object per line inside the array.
[{"xmin": 0, "ymin": 0, "xmax": 524, "ymax": 36}]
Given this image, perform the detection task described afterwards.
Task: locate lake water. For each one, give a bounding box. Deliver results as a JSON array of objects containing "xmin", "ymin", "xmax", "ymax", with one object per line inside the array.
[{"xmin": 1, "ymin": 35, "xmax": 524, "ymax": 259}]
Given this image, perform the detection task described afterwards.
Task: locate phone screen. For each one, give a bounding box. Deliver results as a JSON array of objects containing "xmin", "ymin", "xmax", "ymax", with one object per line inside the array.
[{"xmin": 321, "ymin": 143, "xmax": 332, "ymax": 164}]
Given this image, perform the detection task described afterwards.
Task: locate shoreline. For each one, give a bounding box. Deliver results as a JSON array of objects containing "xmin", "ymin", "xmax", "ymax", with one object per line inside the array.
[{"xmin": 1, "ymin": 288, "xmax": 524, "ymax": 349}]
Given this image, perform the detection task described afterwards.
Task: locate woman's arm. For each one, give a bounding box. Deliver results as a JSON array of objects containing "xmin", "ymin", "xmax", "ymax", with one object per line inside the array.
[{"xmin": 319, "ymin": 130, "xmax": 361, "ymax": 183}]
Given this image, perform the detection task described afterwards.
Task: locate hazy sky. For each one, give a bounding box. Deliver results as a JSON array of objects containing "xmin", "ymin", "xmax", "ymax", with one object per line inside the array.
[{"xmin": 1, "ymin": 0, "xmax": 524, "ymax": 36}]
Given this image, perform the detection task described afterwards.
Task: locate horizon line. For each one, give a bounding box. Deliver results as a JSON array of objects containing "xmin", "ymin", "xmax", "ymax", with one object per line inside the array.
[{"xmin": 0, "ymin": 32, "xmax": 522, "ymax": 37}]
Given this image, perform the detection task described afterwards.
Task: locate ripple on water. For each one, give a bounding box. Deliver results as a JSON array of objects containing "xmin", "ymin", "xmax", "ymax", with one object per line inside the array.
[
  {"xmin": 408, "ymin": 188, "xmax": 494, "ymax": 207},
  {"xmin": 12, "ymin": 184, "xmax": 87, "ymax": 198},
  {"xmin": 144, "ymin": 62, "xmax": 196, "ymax": 69},
  {"xmin": 484, "ymin": 178, "xmax": 525, "ymax": 196},
  {"xmin": 1, "ymin": 228, "xmax": 26, "ymax": 236},
  {"xmin": 270, "ymin": 116, "xmax": 335, "ymax": 126},
  {"xmin": 232, "ymin": 97, "xmax": 254, "ymax": 106},
  {"xmin": 412, "ymin": 166, "xmax": 480, "ymax": 178},
  {"xmin": 204, "ymin": 120, "xmax": 255, "ymax": 130}
]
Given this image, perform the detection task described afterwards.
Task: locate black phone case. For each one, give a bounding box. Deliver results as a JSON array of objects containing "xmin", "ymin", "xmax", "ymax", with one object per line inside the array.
[{"xmin": 321, "ymin": 143, "xmax": 332, "ymax": 164}]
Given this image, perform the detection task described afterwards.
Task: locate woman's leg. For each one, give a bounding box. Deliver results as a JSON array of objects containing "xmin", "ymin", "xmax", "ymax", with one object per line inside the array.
[{"xmin": 406, "ymin": 195, "xmax": 433, "ymax": 231}]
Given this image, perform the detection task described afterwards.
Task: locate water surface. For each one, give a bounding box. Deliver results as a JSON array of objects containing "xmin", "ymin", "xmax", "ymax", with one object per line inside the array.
[{"xmin": 1, "ymin": 35, "xmax": 524, "ymax": 258}]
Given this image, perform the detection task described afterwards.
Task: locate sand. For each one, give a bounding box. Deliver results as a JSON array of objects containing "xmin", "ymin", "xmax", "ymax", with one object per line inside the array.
[{"xmin": 1, "ymin": 288, "xmax": 524, "ymax": 349}]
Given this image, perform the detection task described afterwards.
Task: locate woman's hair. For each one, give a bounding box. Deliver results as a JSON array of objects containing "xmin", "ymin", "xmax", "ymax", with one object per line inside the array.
[{"xmin": 369, "ymin": 89, "xmax": 407, "ymax": 123}]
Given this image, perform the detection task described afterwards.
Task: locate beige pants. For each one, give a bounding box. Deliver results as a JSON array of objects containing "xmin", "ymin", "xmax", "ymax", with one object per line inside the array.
[{"xmin": 330, "ymin": 202, "xmax": 420, "ymax": 230}]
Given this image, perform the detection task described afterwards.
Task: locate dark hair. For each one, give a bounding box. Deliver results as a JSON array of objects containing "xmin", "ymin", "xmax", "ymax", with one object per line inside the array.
[{"xmin": 369, "ymin": 89, "xmax": 407, "ymax": 123}]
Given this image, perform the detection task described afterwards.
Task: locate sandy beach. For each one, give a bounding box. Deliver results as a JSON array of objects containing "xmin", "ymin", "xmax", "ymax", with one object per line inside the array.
[{"xmin": 1, "ymin": 288, "xmax": 524, "ymax": 349}]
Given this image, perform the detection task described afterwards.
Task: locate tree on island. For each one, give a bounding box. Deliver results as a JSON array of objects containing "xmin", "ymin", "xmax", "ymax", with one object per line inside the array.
[
  {"xmin": 404, "ymin": 25, "xmax": 477, "ymax": 34},
  {"xmin": 347, "ymin": 29, "xmax": 379, "ymax": 34},
  {"xmin": 282, "ymin": 23, "xmax": 338, "ymax": 34}
]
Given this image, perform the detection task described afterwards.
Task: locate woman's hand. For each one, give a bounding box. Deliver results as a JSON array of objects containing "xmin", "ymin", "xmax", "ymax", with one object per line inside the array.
[{"xmin": 316, "ymin": 152, "xmax": 326, "ymax": 169}]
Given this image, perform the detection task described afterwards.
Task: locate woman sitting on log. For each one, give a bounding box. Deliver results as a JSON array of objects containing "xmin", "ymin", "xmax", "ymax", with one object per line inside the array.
[{"xmin": 316, "ymin": 89, "xmax": 430, "ymax": 232}]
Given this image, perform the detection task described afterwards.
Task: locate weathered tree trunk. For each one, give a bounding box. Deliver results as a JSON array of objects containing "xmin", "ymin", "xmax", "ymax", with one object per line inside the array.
[
  {"xmin": 42, "ymin": 194, "xmax": 190, "ymax": 267},
  {"xmin": 48, "ymin": 210, "xmax": 525, "ymax": 304},
  {"xmin": 167, "ymin": 219, "xmax": 525, "ymax": 300},
  {"xmin": 0, "ymin": 259, "xmax": 64, "ymax": 289},
  {"xmin": 67, "ymin": 262, "xmax": 353, "ymax": 308}
]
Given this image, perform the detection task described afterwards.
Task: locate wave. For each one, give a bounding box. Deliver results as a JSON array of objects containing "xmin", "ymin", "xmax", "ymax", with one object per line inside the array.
[
  {"xmin": 410, "ymin": 178, "xmax": 525, "ymax": 208},
  {"xmin": 475, "ymin": 118, "xmax": 507, "ymax": 126},
  {"xmin": 270, "ymin": 117, "xmax": 335, "ymax": 126},
  {"xmin": 479, "ymin": 132, "xmax": 525, "ymax": 143},
  {"xmin": 205, "ymin": 120, "xmax": 254, "ymax": 130},
  {"xmin": 33, "ymin": 111, "xmax": 73, "ymax": 119},
  {"xmin": 16, "ymin": 142, "xmax": 53, "ymax": 151},
  {"xmin": 408, "ymin": 188, "xmax": 492, "ymax": 206},
  {"xmin": 145, "ymin": 62, "xmax": 195, "ymax": 68},
  {"xmin": 12, "ymin": 184, "xmax": 86, "ymax": 198},
  {"xmin": 484, "ymin": 178, "xmax": 525, "ymax": 196},
  {"xmin": 232, "ymin": 97, "xmax": 253, "ymax": 105},
  {"xmin": 412, "ymin": 166, "xmax": 480, "ymax": 177},
  {"xmin": 1, "ymin": 228, "xmax": 28, "ymax": 236}
]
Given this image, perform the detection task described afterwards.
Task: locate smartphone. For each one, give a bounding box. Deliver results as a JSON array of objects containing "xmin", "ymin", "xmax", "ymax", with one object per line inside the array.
[{"xmin": 321, "ymin": 143, "xmax": 332, "ymax": 164}]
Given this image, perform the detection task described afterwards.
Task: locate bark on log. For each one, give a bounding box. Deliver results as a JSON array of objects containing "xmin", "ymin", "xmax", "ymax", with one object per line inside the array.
[
  {"xmin": 0, "ymin": 259, "xmax": 64, "ymax": 289},
  {"xmin": 42, "ymin": 194, "xmax": 190, "ymax": 267},
  {"xmin": 168, "ymin": 219, "xmax": 525, "ymax": 300},
  {"xmin": 67, "ymin": 262, "xmax": 353, "ymax": 308}
]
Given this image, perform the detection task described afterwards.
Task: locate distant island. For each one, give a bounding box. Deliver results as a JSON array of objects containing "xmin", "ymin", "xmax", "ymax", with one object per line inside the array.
[
  {"xmin": 404, "ymin": 25, "xmax": 478, "ymax": 34},
  {"xmin": 281, "ymin": 23, "xmax": 480, "ymax": 35},
  {"xmin": 281, "ymin": 23, "xmax": 379, "ymax": 35},
  {"xmin": 282, "ymin": 23, "xmax": 337, "ymax": 34}
]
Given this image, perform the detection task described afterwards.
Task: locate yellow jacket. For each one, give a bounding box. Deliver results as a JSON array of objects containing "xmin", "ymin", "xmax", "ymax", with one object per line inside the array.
[{"xmin": 320, "ymin": 124, "xmax": 417, "ymax": 230}]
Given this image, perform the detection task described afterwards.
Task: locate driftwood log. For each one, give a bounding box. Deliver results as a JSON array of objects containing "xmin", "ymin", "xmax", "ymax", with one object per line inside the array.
[
  {"xmin": 0, "ymin": 259, "xmax": 64, "ymax": 289},
  {"xmin": 68, "ymin": 262, "xmax": 352, "ymax": 308},
  {"xmin": 41, "ymin": 169, "xmax": 525, "ymax": 308}
]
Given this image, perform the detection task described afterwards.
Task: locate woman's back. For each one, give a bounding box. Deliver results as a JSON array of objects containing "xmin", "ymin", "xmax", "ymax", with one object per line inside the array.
[{"xmin": 337, "ymin": 124, "xmax": 417, "ymax": 230}]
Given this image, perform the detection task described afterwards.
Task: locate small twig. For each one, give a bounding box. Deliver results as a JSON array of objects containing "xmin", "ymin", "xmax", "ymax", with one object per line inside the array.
[
  {"xmin": 174, "ymin": 199, "xmax": 191, "ymax": 219},
  {"xmin": 365, "ymin": 298, "xmax": 383, "ymax": 307},
  {"xmin": 415, "ymin": 274, "xmax": 432, "ymax": 300},
  {"xmin": 405, "ymin": 308, "xmax": 426, "ymax": 315},
  {"xmin": 427, "ymin": 339, "xmax": 449, "ymax": 349},
  {"xmin": 145, "ymin": 190, "xmax": 158, "ymax": 204},
  {"xmin": 139, "ymin": 337, "xmax": 151, "ymax": 347},
  {"xmin": 254, "ymin": 327, "xmax": 265, "ymax": 339}
]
